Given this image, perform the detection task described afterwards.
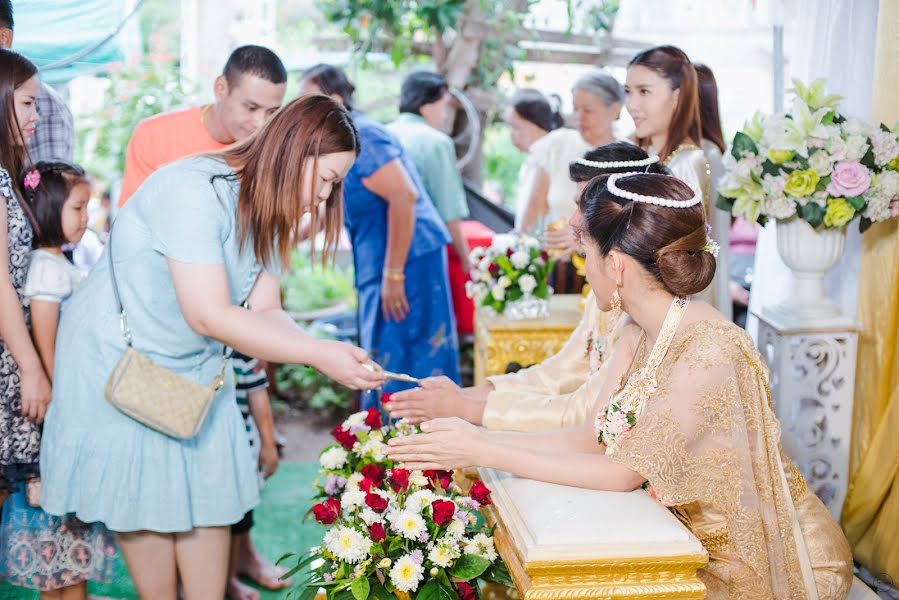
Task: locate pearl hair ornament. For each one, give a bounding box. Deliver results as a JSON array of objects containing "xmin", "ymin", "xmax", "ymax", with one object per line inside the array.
[
  {"xmin": 605, "ymin": 172, "xmax": 702, "ymax": 208},
  {"xmin": 574, "ymin": 155, "xmax": 660, "ymax": 169}
]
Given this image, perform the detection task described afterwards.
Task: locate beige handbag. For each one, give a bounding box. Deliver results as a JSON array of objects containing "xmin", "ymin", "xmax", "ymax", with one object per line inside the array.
[{"xmin": 104, "ymin": 229, "xmax": 231, "ymax": 439}]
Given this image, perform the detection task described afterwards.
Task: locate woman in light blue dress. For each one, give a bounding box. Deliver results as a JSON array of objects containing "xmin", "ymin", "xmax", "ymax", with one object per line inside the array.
[{"xmin": 38, "ymin": 95, "xmax": 383, "ymax": 599}]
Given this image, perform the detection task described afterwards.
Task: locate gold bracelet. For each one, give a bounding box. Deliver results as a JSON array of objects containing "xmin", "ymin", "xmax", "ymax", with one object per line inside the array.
[{"xmin": 383, "ymin": 269, "xmax": 405, "ymax": 282}]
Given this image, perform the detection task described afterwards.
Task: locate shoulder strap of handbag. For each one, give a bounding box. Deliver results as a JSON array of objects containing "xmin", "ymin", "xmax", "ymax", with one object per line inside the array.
[{"xmin": 107, "ymin": 225, "xmax": 246, "ymax": 363}]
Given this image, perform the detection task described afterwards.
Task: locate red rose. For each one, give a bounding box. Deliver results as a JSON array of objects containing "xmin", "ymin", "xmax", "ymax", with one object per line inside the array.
[
  {"xmin": 505, "ymin": 248, "xmax": 514, "ymax": 257},
  {"xmin": 381, "ymin": 392, "xmax": 393, "ymax": 405},
  {"xmin": 423, "ymin": 469, "xmax": 453, "ymax": 490},
  {"xmin": 364, "ymin": 407, "xmax": 382, "ymax": 429},
  {"xmin": 365, "ymin": 492, "xmax": 389, "ymax": 513},
  {"xmin": 369, "ymin": 521, "xmax": 386, "ymax": 542},
  {"xmin": 454, "ymin": 581, "xmax": 477, "ymax": 600},
  {"xmin": 388, "ymin": 468, "xmax": 411, "ymax": 492},
  {"xmin": 487, "ymin": 263, "xmax": 500, "ymax": 276},
  {"xmin": 431, "ymin": 499, "xmax": 456, "ymax": 527},
  {"xmin": 359, "ymin": 477, "xmax": 376, "ymax": 493},
  {"xmin": 330, "ymin": 425, "xmax": 357, "ymax": 450},
  {"xmin": 312, "ymin": 497, "xmax": 341, "ymax": 524},
  {"xmin": 469, "ymin": 481, "xmax": 492, "ymax": 506},
  {"xmin": 540, "ymin": 250, "xmax": 549, "ymax": 261},
  {"xmin": 361, "ymin": 464, "xmax": 385, "ymax": 484}
]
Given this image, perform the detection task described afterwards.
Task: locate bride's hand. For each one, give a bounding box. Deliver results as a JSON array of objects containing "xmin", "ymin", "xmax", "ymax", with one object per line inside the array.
[
  {"xmin": 385, "ymin": 417, "xmax": 484, "ymax": 470},
  {"xmin": 314, "ymin": 341, "xmax": 384, "ymax": 390},
  {"xmin": 386, "ymin": 376, "xmax": 463, "ymax": 424}
]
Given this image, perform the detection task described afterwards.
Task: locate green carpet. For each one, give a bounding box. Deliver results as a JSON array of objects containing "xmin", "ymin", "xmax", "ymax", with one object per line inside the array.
[{"xmin": 0, "ymin": 462, "xmax": 323, "ymax": 599}]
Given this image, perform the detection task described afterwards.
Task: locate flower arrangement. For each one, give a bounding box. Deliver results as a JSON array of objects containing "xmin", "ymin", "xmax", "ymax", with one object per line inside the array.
[
  {"xmin": 465, "ymin": 234, "xmax": 554, "ymax": 317},
  {"xmin": 717, "ymin": 79, "xmax": 899, "ymax": 232},
  {"xmin": 280, "ymin": 405, "xmax": 511, "ymax": 600}
]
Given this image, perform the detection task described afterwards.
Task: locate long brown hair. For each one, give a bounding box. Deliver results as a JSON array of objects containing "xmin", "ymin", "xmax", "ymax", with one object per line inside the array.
[
  {"xmin": 628, "ymin": 45, "xmax": 702, "ymax": 160},
  {"xmin": 0, "ymin": 49, "xmax": 37, "ymax": 188},
  {"xmin": 217, "ymin": 94, "xmax": 359, "ymax": 269},
  {"xmin": 695, "ymin": 63, "xmax": 726, "ymax": 153}
]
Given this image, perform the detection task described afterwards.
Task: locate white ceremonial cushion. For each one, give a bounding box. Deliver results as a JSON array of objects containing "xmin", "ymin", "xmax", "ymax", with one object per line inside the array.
[{"xmin": 479, "ymin": 468, "xmax": 704, "ymax": 563}]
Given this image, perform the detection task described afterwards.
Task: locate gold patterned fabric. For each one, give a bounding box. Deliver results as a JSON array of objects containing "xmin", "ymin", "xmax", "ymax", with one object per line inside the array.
[
  {"xmin": 483, "ymin": 292, "xmax": 628, "ymax": 431},
  {"xmin": 608, "ymin": 319, "xmax": 852, "ymax": 599},
  {"xmin": 841, "ymin": 0, "xmax": 899, "ymax": 582}
]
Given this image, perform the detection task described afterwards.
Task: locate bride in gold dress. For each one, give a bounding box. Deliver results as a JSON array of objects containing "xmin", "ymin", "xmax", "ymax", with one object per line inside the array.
[{"xmin": 386, "ymin": 172, "xmax": 853, "ymax": 599}]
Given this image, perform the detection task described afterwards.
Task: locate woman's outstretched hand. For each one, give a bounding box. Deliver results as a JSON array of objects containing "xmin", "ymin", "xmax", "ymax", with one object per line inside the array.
[
  {"xmin": 316, "ymin": 341, "xmax": 384, "ymax": 390},
  {"xmin": 385, "ymin": 376, "xmax": 464, "ymax": 424},
  {"xmin": 385, "ymin": 417, "xmax": 483, "ymax": 470}
]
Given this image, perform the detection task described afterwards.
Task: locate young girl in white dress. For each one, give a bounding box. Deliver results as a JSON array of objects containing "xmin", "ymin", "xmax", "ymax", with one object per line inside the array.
[{"xmin": 0, "ymin": 161, "xmax": 115, "ymax": 598}]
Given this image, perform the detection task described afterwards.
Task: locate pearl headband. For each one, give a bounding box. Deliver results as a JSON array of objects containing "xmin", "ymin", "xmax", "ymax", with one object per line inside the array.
[
  {"xmin": 606, "ymin": 173, "xmax": 702, "ymax": 208},
  {"xmin": 574, "ymin": 155, "xmax": 660, "ymax": 169}
]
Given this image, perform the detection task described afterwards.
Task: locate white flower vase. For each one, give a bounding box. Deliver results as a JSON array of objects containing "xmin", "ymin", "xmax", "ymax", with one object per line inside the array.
[
  {"xmin": 504, "ymin": 296, "xmax": 550, "ymax": 320},
  {"xmin": 770, "ymin": 216, "xmax": 846, "ymax": 321}
]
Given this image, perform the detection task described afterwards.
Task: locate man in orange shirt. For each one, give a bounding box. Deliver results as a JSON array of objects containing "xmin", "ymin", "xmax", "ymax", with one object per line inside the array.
[
  {"xmin": 118, "ymin": 44, "xmax": 287, "ymax": 206},
  {"xmin": 118, "ymin": 45, "xmax": 288, "ymax": 600}
]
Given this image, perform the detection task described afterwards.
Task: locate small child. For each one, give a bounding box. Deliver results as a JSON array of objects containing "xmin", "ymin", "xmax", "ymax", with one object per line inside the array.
[{"xmin": 0, "ymin": 162, "xmax": 115, "ymax": 597}]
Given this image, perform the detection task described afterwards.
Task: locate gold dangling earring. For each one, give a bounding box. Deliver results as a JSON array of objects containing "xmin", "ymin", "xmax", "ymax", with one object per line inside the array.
[{"xmin": 610, "ymin": 288, "xmax": 622, "ymax": 314}]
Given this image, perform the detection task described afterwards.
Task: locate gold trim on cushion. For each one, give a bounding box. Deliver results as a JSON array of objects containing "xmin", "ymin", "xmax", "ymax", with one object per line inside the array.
[{"xmin": 484, "ymin": 503, "xmax": 708, "ymax": 599}]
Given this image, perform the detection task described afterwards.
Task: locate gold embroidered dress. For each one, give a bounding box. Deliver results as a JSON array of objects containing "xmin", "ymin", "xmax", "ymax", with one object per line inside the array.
[
  {"xmin": 597, "ymin": 299, "xmax": 852, "ymax": 599},
  {"xmin": 482, "ymin": 292, "xmax": 626, "ymax": 431}
]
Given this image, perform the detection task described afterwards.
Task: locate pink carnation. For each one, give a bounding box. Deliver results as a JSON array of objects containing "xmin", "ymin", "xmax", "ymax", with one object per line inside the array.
[{"xmin": 826, "ymin": 161, "xmax": 871, "ymax": 197}]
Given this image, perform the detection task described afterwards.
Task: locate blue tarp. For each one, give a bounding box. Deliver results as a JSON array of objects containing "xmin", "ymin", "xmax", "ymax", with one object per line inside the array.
[{"xmin": 11, "ymin": 0, "xmax": 138, "ymax": 83}]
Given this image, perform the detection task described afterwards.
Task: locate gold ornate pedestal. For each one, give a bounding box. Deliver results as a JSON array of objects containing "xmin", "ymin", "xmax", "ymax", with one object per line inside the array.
[
  {"xmin": 474, "ymin": 295, "xmax": 583, "ymax": 385},
  {"xmin": 478, "ymin": 468, "xmax": 708, "ymax": 600}
]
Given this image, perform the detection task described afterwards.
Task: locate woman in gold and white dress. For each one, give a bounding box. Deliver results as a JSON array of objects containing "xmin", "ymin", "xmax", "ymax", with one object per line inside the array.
[
  {"xmin": 624, "ymin": 45, "xmax": 730, "ymax": 314},
  {"xmin": 387, "ymin": 172, "xmax": 852, "ymax": 599}
]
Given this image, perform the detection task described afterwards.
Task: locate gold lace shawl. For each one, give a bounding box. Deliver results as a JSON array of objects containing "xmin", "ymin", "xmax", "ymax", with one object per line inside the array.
[{"xmin": 609, "ymin": 319, "xmax": 820, "ymax": 598}]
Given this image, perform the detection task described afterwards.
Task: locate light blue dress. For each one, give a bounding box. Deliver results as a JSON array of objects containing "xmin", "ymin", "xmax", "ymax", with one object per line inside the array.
[{"xmin": 39, "ymin": 155, "xmax": 266, "ymax": 533}]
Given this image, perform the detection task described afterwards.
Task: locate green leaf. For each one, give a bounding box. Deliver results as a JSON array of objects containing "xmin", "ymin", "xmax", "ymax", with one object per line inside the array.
[
  {"xmin": 449, "ymin": 554, "xmax": 492, "ymax": 580},
  {"xmin": 351, "ymin": 576, "xmax": 371, "ymax": 600},
  {"xmin": 801, "ymin": 202, "xmax": 825, "ymax": 229},
  {"xmin": 860, "ymin": 145, "xmax": 877, "ymax": 170},
  {"xmin": 760, "ymin": 160, "xmax": 781, "ymax": 177},
  {"xmin": 369, "ymin": 582, "xmax": 392, "ymax": 600},
  {"xmin": 482, "ymin": 562, "xmax": 514, "ymax": 587},
  {"xmin": 298, "ymin": 585, "xmax": 321, "ymax": 600},
  {"xmin": 332, "ymin": 588, "xmax": 356, "ymax": 600},
  {"xmin": 859, "ymin": 216, "xmax": 874, "ymax": 233},
  {"xmin": 416, "ymin": 580, "xmax": 457, "ymax": 600},
  {"xmin": 716, "ymin": 194, "xmax": 735, "ymax": 212},
  {"xmin": 731, "ymin": 131, "xmax": 759, "ymax": 160},
  {"xmin": 277, "ymin": 552, "xmax": 297, "ymax": 566},
  {"xmin": 388, "ymin": 537, "xmax": 406, "ymax": 554},
  {"xmin": 845, "ymin": 195, "xmax": 865, "ymax": 211}
]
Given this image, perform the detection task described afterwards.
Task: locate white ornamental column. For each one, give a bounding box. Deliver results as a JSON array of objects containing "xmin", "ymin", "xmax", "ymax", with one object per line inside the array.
[{"xmin": 756, "ymin": 308, "xmax": 859, "ymax": 519}]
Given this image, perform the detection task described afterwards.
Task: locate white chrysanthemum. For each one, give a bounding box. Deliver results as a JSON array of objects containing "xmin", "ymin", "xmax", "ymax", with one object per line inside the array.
[
  {"xmin": 358, "ymin": 438, "xmax": 386, "ymax": 459},
  {"xmin": 845, "ymin": 135, "xmax": 870, "ymax": 162},
  {"xmin": 341, "ymin": 487, "xmax": 367, "ymax": 512},
  {"xmin": 497, "ymin": 275, "xmax": 512, "ymax": 288},
  {"xmin": 323, "ymin": 526, "xmax": 372, "ymax": 564},
  {"xmin": 319, "ymin": 447, "xmax": 349, "ymax": 470},
  {"xmin": 428, "ymin": 544, "xmax": 459, "ymax": 568},
  {"xmin": 344, "ymin": 411, "xmax": 367, "ymax": 428},
  {"xmin": 491, "ymin": 286, "xmax": 505, "ymax": 301},
  {"xmin": 346, "ymin": 473, "xmax": 364, "ymax": 489},
  {"xmin": 841, "ymin": 117, "xmax": 873, "ymax": 138},
  {"xmin": 518, "ymin": 274, "xmax": 537, "ymax": 295},
  {"xmin": 509, "ymin": 251, "xmax": 529, "ymax": 270},
  {"xmin": 807, "ymin": 151, "xmax": 834, "ymax": 177},
  {"xmin": 359, "ymin": 508, "xmax": 384, "ymax": 526},
  {"xmin": 446, "ymin": 518, "xmax": 466, "ymax": 539},
  {"xmin": 763, "ymin": 194, "xmax": 797, "ymax": 220},
  {"xmin": 389, "ymin": 554, "xmax": 425, "ymax": 592},
  {"xmin": 392, "ymin": 510, "xmax": 427, "ymax": 540},
  {"xmin": 406, "ymin": 489, "xmax": 437, "ymax": 512},
  {"xmin": 463, "ymin": 533, "xmax": 498, "ymax": 562},
  {"xmin": 490, "ymin": 234, "xmax": 516, "ymax": 253},
  {"xmin": 864, "ymin": 170, "xmax": 899, "ymax": 222},
  {"xmin": 409, "ymin": 471, "xmax": 429, "ymax": 489},
  {"xmin": 870, "ymin": 130, "xmax": 899, "ymax": 166}
]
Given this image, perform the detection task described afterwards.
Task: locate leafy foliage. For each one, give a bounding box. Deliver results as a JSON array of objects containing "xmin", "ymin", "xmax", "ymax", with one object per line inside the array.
[{"xmin": 281, "ymin": 248, "xmax": 357, "ymax": 315}]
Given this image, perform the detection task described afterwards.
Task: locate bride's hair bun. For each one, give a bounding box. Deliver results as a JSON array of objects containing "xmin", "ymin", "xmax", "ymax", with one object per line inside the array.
[
  {"xmin": 655, "ymin": 226, "xmax": 716, "ymax": 296},
  {"xmin": 579, "ymin": 173, "xmax": 716, "ymax": 297}
]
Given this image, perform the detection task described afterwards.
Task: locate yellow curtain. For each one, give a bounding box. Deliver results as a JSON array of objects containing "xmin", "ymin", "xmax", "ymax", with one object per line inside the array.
[{"xmin": 841, "ymin": 0, "xmax": 899, "ymax": 581}]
